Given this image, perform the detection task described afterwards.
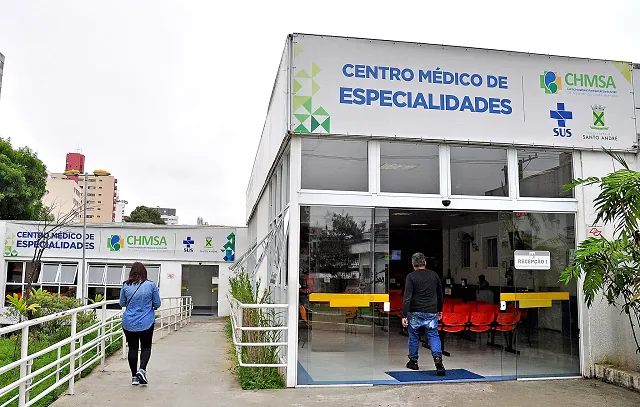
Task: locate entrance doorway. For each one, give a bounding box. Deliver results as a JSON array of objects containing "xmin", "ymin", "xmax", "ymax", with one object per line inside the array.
[
  {"xmin": 298, "ymin": 207, "xmax": 579, "ymax": 385},
  {"xmin": 182, "ymin": 265, "xmax": 219, "ymax": 316}
]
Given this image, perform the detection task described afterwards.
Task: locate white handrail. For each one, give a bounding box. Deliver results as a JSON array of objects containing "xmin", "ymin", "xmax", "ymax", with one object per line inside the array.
[
  {"xmin": 0, "ymin": 296, "xmax": 193, "ymax": 407},
  {"xmin": 228, "ymin": 296, "xmax": 288, "ymax": 369}
]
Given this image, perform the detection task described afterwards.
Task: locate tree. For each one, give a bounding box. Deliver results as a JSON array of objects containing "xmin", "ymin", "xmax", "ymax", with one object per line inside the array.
[
  {"xmin": 124, "ymin": 206, "xmax": 166, "ymax": 224},
  {"xmin": 560, "ymin": 151, "xmax": 640, "ymax": 354},
  {"xmin": 0, "ymin": 137, "xmax": 48, "ymax": 220},
  {"xmin": 24, "ymin": 203, "xmax": 82, "ymax": 300}
]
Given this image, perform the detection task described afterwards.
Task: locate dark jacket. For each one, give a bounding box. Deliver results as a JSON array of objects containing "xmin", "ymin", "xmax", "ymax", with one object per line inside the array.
[{"xmin": 402, "ymin": 268, "xmax": 443, "ymax": 317}]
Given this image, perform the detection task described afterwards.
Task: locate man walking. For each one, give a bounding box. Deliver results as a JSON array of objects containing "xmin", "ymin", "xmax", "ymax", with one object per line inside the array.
[{"xmin": 402, "ymin": 252, "xmax": 446, "ymax": 375}]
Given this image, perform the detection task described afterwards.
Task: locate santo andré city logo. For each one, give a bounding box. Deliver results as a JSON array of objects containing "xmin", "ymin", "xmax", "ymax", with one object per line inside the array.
[{"xmin": 108, "ymin": 234, "xmax": 168, "ymax": 251}]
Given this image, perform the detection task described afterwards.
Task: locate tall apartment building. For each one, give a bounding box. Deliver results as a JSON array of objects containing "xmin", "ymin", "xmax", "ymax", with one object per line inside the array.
[
  {"xmin": 47, "ymin": 152, "xmax": 119, "ymax": 224},
  {"xmin": 157, "ymin": 207, "xmax": 178, "ymax": 225},
  {"xmin": 114, "ymin": 199, "xmax": 127, "ymax": 223},
  {"xmin": 43, "ymin": 174, "xmax": 82, "ymax": 221},
  {"xmin": 0, "ymin": 52, "xmax": 5, "ymax": 99}
]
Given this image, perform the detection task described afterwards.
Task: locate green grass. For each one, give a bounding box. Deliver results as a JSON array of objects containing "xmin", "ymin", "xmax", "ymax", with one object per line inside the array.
[
  {"xmin": 227, "ymin": 271, "xmax": 285, "ymax": 390},
  {"xmin": 224, "ymin": 317, "xmax": 285, "ymax": 390},
  {"xmin": 0, "ymin": 321, "xmax": 123, "ymax": 407}
]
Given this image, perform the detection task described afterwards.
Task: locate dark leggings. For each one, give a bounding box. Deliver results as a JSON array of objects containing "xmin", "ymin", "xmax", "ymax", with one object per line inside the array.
[{"xmin": 123, "ymin": 324, "xmax": 154, "ymax": 376}]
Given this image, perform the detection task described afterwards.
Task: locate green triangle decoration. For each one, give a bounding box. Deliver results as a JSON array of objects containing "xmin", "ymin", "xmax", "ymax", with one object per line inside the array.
[
  {"xmin": 312, "ymin": 63, "xmax": 321, "ymax": 77},
  {"xmin": 294, "ymin": 43, "xmax": 303, "ymax": 57},
  {"xmin": 312, "ymin": 80, "xmax": 320, "ymax": 95},
  {"xmin": 294, "ymin": 96, "xmax": 310, "ymax": 112},
  {"xmin": 612, "ymin": 61, "xmax": 632, "ymax": 83},
  {"xmin": 295, "ymin": 69, "xmax": 310, "ymax": 79},
  {"xmin": 293, "ymin": 79, "xmax": 303, "ymax": 94},
  {"xmin": 294, "ymin": 113, "xmax": 310, "ymax": 123},
  {"xmin": 295, "ymin": 123, "xmax": 309, "ymax": 133},
  {"xmin": 321, "ymin": 117, "xmax": 331, "ymax": 133},
  {"xmin": 303, "ymin": 98, "xmax": 313, "ymax": 113},
  {"xmin": 313, "ymin": 107, "xmax": 329, "ymax": 116},
  {"xmin": 311, "ymin": 116, "xmax": 321, "ymax": 132}
]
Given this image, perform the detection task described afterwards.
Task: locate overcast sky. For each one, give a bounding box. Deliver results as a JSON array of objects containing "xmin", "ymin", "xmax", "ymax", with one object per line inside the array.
[{"xmin": 0, "ymin": 1, "xmax": 638, "ymax": 226}]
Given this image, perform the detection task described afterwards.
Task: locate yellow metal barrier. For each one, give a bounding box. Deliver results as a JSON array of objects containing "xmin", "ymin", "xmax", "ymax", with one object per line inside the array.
[
  {"xmin": 308, "ymin": 293, "xmax": 390, "ymax": 307},
  {"xmin": 500, "ymin": 292, "xmax": 569, "ymax": 308}
]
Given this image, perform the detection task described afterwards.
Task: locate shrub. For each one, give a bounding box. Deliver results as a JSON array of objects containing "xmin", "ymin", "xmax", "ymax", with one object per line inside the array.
[{"xmin": 227, "ymin": 271, "xmax": 285, "ymax": 389}]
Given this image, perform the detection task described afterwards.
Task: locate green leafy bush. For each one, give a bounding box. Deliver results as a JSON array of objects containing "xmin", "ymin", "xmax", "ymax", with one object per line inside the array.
[{"xmin": 561, "ymin": 151, "xmax": 640, "ymax": 354}]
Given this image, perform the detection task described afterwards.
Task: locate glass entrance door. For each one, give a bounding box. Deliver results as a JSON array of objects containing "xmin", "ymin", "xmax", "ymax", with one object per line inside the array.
[
  {"xmin": 298, "ymin": 206, "xmax": 389, "ymax": 384},
  {"xmin": 500, "ymin": 212, "xmax": 580, "ymax": 378}
]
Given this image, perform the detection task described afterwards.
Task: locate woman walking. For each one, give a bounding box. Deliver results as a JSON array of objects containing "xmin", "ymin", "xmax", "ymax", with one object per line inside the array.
[{"xmin": 120, "ymin": 262, "xmax": 161, "ymax": 385}]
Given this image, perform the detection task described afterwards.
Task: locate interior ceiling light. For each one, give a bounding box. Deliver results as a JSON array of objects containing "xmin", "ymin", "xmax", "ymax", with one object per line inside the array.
[
  {"xmin": 392, "ymin": 212, "xmax": 413, "ymax": 216},
  {"xmin": 410, "ymin": 223, "xmax": 428, "ymax": 226},
  {"xmin": 380, "ymin": 163, "xmax": 418, "ymax": 170}
]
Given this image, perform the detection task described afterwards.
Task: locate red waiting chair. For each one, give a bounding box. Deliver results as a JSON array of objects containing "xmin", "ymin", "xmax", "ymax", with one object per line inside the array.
[
  {"xmin": 453, "ymin": 303, "xmax": 476, "ymax": 316},
  {"xmin": 469, "ymin": 311, "xmax": 496, "ymax": 342},
  {"xmin": 495, "ymin": 312, "xmax": 519, "ymax": 351},
  {"xmin": 477, "ymin": 303, "xmax": 500, "ymax": 315}
]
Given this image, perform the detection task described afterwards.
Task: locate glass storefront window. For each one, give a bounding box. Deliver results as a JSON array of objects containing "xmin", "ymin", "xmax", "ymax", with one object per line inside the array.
[
  {"xmin": 40, "ymin": 264, "xmax": 59, "ymax": 283},
  {"xmin": 301, "ymin": 138, "xmax": 368, "ymax": 191},
  {"xmin": 450, "ymin": 146, "xmax": 509, "ymax": 196},
  {"xmin": 379, "ymin": 142, "xmax": 439, "ymax": 194},
  {"xmin": 59, "ymin": 264, "xmax": 78, "ymax": 284},
  {"xmin": 299, "ymin": 206, "xmax": 389, "ymax": 384},
  {"xmin": 6, "ymin": 262, "xmax": 23, "ymax": 284},
  {"xmin": 517, "ymin": 150, "xmax": 573, "ymax": 198},
  {"xmin": 87, "ymin": 265, "xmax": 105, "ymax": 284}
]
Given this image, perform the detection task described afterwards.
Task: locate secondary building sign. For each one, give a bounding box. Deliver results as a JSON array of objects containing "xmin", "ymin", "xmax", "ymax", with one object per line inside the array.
[
  {"xmin": 2, "ymin": 223, "xmax": 240, "ymax": 262},
  {"xmin": 291, "ymin": 34, "xmax": 636, "ymax": 151},
  {"xmin": 514, "ymin": 250, "xmax": 551, "ymax": 270}
]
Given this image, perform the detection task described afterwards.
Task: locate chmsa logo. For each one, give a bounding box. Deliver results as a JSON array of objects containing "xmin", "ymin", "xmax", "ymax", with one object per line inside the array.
[
  {"xmin": 540, "ymin": 70, "xmax": 617, "ymax": 95},
  {"xmin": 183, "ymin": 236, "xmax": 194, "ymax": 253},
  {"xmin": 590, "ymin": 105, "xmax": 608, "ymax": 130},
  {"xmin": 540, "ymin": 71, "xmax": 562, "ymax": 94},
  {"xmin": 108, "ymin": 235, "xmax": 123, "ymax": 252},
  {"xmin": 550, "ymin": 102, "xmax": 573, "ymax": 137}
]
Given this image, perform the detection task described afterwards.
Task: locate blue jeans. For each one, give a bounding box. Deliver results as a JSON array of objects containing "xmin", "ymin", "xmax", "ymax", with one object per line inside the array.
[{"xmin": 408, "ymin": 312, "xmax": 442, "ymax": 361}]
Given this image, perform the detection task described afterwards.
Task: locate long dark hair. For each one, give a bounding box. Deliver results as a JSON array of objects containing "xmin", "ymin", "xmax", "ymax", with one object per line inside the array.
[{"xmin": 125, "ymin": 262, "xmax": 148, "ymax": 285}]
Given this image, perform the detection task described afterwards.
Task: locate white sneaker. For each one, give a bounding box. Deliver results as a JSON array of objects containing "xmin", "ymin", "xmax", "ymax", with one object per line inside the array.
[{"xmin": 132, "ymin": 377, "xmax": 140, "ymax": 386}]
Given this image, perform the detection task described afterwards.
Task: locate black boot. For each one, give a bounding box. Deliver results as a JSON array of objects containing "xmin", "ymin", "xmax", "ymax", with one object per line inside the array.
[
  {"xmin": 434, "ymin": 356, "xmax": 446, "ymax": 376},
  {"xmin": 406, "ymin": 359, "xmax": 419, "ymax": 370}
]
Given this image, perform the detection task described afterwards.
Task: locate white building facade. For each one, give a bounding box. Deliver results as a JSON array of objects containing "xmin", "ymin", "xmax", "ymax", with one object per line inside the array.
[
  {"xmin": 242, "ymin": 34, "xmax": 640, "ymax": 387},
  {"xmin": 1, "ymin": 221, "xmax": 246, "ymax": 322}
]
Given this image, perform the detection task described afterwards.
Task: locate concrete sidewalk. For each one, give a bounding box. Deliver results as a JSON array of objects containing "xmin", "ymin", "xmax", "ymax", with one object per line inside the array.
[{"xmin": 51, "ymin": 318, "xmax": 640, "ymax": 407}]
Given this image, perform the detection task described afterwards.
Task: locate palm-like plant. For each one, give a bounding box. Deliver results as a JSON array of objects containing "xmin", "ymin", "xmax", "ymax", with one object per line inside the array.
[{"xmin": 560, "ymin": 151, "xmax": 640, "ymax": 354}]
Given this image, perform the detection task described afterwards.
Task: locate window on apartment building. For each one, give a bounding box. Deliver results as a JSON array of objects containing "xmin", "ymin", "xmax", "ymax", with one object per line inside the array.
[
  {"xmin": 86, "ymin": 215, "xmax": 94, "ymax": 218},
  {"xmin": 4, "ymin": 262, "xmax": 78, "ymax": 303},
  {"xmin": 88, "ymin": 179, "xmax": 96, "ymax": 182},
  {"xmin": 87, "ymin": 186, "xmax": 96, "ymax": 190},
  {"xmin": 87, "ymin": 193, "xmax": 95, "ymax": 197},
  {"xmin": 98, "ymin": 201, "xmax": 102, "ymax": 204},
  {"xmin": 485, "ymin": 237, "xmax": 498, "ymax": 268}
]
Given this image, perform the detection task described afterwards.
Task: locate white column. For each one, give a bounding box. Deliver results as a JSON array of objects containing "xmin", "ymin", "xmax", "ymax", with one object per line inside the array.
[{"xmin": 285, "ymin": 136, "xmax": 301, "ymax": 387}]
